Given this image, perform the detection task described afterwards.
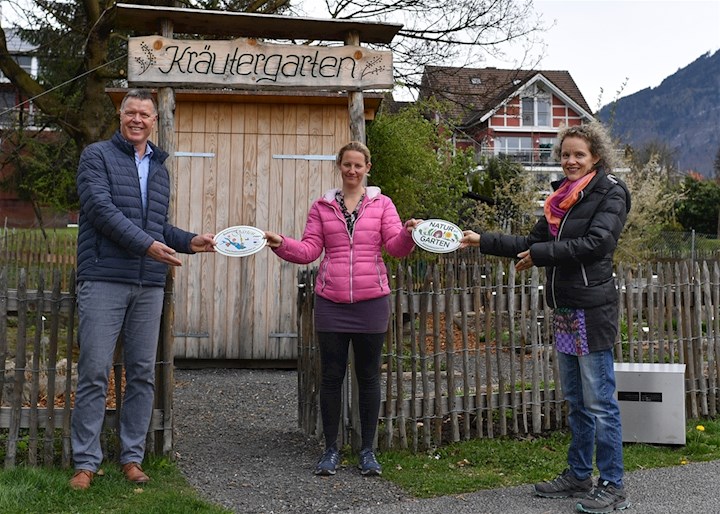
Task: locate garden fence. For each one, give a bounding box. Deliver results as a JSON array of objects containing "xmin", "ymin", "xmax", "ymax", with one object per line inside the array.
[
  {"xmin": 1, "ymin": 253, "xmax": 719, "ymax": 464},
  {"xmin": 297, "ymin": 257, "xmax": 720, "ymax": 452},
  {"xmin": 0, "ymin": 268, "xmax": 173, "ymax": 469},
  {"xmin": 0, "ymin": 229, "xmax": 76, "ymax": 291}
]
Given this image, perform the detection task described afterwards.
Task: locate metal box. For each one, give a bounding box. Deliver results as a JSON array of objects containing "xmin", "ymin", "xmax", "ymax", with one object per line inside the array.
[{"xmin": 614, "ymin": 362, "xmax": 686, "ymax": 445}]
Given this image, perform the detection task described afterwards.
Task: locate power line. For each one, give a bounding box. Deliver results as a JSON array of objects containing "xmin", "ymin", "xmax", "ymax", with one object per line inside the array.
[{"xmin": 0, "ymin": 53, "xmax": 127, "ymax": 118}]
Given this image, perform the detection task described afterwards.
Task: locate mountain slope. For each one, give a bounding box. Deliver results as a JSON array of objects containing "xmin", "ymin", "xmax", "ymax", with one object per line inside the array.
[{"xmin": 597, "ymin": 50, "xmax": 720, "ymax": 177}]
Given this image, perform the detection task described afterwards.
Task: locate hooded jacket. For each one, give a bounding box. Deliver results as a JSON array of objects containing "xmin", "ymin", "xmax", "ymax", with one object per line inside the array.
[
  {"xmin": 272, "ymin": 186, "xmax": 415, "ymax": 303},
  {"xmin": 76, "ymin": 131, "xmax": 196, "ymax": 287},
  {"xmin": 480, "ymin": 168, "xmax": 631, "ymax": 309}
]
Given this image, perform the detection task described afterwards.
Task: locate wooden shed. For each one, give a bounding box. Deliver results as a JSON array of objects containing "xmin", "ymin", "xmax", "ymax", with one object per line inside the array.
[{"xmin": 113, "ymin": 4, "xmax": 400, "ymax": 366}]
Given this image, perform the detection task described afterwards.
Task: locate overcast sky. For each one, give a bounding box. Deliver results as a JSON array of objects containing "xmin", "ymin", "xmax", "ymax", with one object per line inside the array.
[
  {"xmin": 296, "ymin": 0, "xmax": 720, "ymax": 109},
  {"xmin": 514, "ymin": 0, "xmax": 720, "ymax": 111}
]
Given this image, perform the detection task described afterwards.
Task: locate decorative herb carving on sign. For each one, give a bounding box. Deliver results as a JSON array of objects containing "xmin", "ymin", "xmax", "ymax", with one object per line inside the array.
[
  {"xmin": 134, "ymin": 41, "xmax": 157, "ymax": 75},
  {"xmin": 360, "ymin": 56, "xmax": 387, "ymax": 79}
]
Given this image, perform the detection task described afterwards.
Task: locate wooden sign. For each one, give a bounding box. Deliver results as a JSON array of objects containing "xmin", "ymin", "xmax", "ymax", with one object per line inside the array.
[{"xmin": 127, "ymin": 36, "xmax": 393, "ymax": 90}]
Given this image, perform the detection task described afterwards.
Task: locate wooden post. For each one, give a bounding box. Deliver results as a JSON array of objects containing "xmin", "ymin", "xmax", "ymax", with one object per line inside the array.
[
  {"xmin": 155, "ymin": 16, "xmax": 176, "ymax": 457},
  {"xmin": 345, "ymin": 31, "xmax": 366, "ymax": 143},
  {"xmin": 344, "ymin": 28, "xmax": 365, "ymax": 451}
]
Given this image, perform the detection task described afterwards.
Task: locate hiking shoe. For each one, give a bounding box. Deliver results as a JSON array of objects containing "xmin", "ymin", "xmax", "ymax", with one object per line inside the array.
[
  {"xmin": 314, "ymin": 447, "xmax": 340, "ymax": 476},
  {"xmin": 357, "ymin": 448, "xmax": 382, "ymax": 476},
  {"xmin": 534, "ymin": 468, "xmax": 593, "ymax": 498},
  {"xmin": 576, "ymin": 480, "xmax": 630, "ymax": 513}
]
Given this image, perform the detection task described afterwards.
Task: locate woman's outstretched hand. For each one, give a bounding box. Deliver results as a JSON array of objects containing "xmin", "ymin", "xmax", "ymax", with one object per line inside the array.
[
  {"xmin": 460, "ymin": 230, "xmax": 481, "ymax": 248},
  {"xmin": 264, "ymin": 231, "xmax": 283, "ymax": 249},
  {"xmin": 515, "ymin": 249, "xmax": 534, "ymax": 271},
  {"xmin": 404, "ymin": 218, "xmax": 422, "ymax": 234}
]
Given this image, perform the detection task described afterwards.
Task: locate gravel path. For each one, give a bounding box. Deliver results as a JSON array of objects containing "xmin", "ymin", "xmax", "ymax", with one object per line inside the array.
[
  {"xmin": 173, "ymin": 368, "xmax": 409, "ymax": 513},
  {"xmin": 173, "ymin": 368, "xmax": 720, "ymax": 514}
]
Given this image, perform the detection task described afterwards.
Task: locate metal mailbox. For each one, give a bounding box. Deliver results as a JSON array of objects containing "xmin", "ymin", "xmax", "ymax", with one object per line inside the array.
[{"xmin": 614, "ymin": 362, "xmax": 686, "ymax": 445}]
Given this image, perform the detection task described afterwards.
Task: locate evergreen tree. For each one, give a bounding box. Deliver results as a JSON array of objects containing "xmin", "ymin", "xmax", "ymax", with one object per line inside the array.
[{"xmin": 675, "ymin": 174, "xmax": 720, "ymax": 235}]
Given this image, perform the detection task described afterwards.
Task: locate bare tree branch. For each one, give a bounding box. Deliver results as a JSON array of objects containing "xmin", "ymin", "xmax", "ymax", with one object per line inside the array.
[{"xmin": 299, "ymin": 0, "xmax": 546, "ymax": 98}]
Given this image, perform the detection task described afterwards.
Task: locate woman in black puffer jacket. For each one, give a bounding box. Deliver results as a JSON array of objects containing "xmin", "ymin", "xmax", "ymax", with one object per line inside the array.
[{"xmin": 461, "ymin": 121, "xmax": 631, "ymax": 513}]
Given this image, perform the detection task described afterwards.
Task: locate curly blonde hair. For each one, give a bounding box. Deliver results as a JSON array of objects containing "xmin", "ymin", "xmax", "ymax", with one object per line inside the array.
[
  {"xmin": 336, "ymin": 141, "xmax": 371, "ymax": 166},
  {"xmin": 553, "ymin": 120, "xmax": 616, "ymax": 171}
]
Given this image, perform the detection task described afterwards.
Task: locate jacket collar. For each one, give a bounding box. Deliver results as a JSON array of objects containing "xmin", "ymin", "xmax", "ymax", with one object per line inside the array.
[
  {"xmin": 111, "ymin": 131, "xmax": 169, "ymax": 164},
  {"xmin": 322, "ymin": 186, "xmax": 381, "ymax": 203}
]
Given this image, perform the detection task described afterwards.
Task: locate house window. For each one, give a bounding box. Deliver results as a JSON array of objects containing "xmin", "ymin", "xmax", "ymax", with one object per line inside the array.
[
  {"xmin": 495, "ymin": 136, "xmax": 532, "ymax": 163},
  {"xmin": 521, "ymin": 97, "xmax": 534, "ymax": 125},
  {"xmin": 521, "ymin": 96, "xmax": 552, "ymax": 127},
  {"xmin": 0, "ymin": 56, "xmax": 37, "ymax": 82},
  {"xmin": 537, "ymin": 98, "xmax": 550, "ymax": 126},
  {"xmin": 521, "ymin": 83, "xmax": 552, "ymax": 127},
  {"xmin": 538, "ymin": 137, "xmax": 555, "ymax": 163},
  {"xmin": 16, "ymin": 56, "xmax": 34, "ymax": 75}
]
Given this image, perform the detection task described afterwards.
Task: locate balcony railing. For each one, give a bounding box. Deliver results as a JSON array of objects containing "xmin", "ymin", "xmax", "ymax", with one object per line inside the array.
[
  {"xmin": 474, "ymin": 148, "xmax": 628, "ymax": 169},
  {"xmin": 475, "ymin": 148, "xmax": 557, "ymax": 167}
]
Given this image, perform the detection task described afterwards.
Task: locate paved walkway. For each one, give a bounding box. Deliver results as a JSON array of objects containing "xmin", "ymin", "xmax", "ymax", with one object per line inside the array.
[{"xmin": 351, "ymin": 459, "xmax": 720, "ymax": 514}]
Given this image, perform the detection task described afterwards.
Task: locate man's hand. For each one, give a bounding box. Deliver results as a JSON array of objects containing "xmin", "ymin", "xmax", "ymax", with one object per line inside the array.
[
  {"xmin": 190, "ymin": 233, "xmax": 216, "ymax": 253},
  {"xmin": 147, "ymin": 241, "xmax": 183, "ymax": 266}
]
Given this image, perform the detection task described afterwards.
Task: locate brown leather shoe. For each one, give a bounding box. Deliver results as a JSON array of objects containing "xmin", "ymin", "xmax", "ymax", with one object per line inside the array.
[
  {"xmin": 69, "ymin": 469, "xmax": 94, "ymax": 490},
  {"xmin": 122, "ymin": 462, "xmax": 150, "ymax": 484}
]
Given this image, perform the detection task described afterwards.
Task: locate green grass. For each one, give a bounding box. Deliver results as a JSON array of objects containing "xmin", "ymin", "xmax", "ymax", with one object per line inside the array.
[
  {"xmin": 377, "ymin": 417, "xmax": 720, "ymax": 498},
  {"xmin": 0, "ymin": 456, "xmax": 230, "ymax": 514}
]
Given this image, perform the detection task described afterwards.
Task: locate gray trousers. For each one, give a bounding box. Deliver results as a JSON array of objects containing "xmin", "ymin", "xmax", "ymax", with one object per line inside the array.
[{"xmin": 71, "ymin": 281, "xmax": 164, "ymax": 472}]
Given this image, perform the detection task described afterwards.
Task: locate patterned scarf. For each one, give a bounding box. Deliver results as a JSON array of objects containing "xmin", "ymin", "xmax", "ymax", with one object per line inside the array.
[
  {"xmin": 544, "ymin": 171, "xmax": 596, "ymax": 236},
  {"xmin": 336, "ymin": 190, "xmax": 364, "ymax": 236}
]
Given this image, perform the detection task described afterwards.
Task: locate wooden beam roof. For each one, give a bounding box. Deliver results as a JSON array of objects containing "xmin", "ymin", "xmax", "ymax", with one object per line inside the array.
[{"xmin": 113, "ymin": 3, "xmax": 402, "ymax": 44}]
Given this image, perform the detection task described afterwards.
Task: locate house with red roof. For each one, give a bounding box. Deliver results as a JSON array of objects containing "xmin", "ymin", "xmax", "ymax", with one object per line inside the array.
[{"xmin": 418, "ymin": 66, "xmax": 596, "ymax": 182}]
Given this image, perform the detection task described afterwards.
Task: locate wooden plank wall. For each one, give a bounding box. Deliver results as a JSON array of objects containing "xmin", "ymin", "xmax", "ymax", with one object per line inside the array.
[{"xmin": 172, "ymin": 99, "xmax": 349, "ymax": 361}]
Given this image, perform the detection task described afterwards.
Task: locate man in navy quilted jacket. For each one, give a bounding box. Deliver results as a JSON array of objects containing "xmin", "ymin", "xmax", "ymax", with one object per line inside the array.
[{"xmin": 69, "ymin": 89, "xmax": 215, "ymax": 490}]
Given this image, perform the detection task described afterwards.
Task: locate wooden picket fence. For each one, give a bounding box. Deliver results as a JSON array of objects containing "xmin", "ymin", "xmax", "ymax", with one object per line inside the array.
[
  {"xmin": 297, "ymin": 257, "xmax": 720, "ymax": 451},
  {"xmin": 0, "ymin": 268, "xmax": 173, "ymax": 469},
  {"xmin": 0, "ymin": 229, "xmax": 77, "ymax": 291},
  {"xmin": 2, "ymin": 256, "xmax": 718, "ymax": 464}
]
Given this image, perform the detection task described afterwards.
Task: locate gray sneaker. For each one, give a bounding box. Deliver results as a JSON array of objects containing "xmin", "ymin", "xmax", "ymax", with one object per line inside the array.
[
  {"xmin": 534, "ymin": 469, "xmax": 593, "ymax": 498},
  {"xmin": 314, "ymin": 447, "xmax": 340, "ymax": 476},
  {"xmin": 576, "ymin": 480, "xmax": 630, "ymax": 513}
]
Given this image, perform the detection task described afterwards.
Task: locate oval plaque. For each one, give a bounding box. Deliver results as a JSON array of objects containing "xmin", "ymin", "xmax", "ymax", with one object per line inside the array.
[{"xmin": 412, "ymin": 219, "xmax": 463, "ymax": 253}]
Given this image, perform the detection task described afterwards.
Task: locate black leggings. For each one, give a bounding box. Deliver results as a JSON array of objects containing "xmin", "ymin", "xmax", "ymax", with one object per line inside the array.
[{"xmin": 317, "ymin": 331, "xmax": 385, "ymax": 451}]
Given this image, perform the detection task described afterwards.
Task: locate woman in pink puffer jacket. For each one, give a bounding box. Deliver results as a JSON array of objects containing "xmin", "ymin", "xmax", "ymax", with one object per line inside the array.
[{"xmin": 265, "ymin": 141, "xmax": 419, "ymax": 478}]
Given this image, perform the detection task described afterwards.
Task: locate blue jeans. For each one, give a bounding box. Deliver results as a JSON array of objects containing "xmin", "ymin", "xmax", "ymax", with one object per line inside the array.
[
  {"xmin": 557, "ymin": 349, "xmax": 624, "ymax": 487},
  {"xmin": 71, "ymin": 281, "xmax": 164, "ymax": 472}
]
